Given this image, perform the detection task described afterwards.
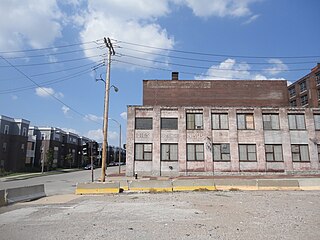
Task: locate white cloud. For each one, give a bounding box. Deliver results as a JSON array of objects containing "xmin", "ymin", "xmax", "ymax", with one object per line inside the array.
[
  {"xmin": 86, "ymin": 129, "xmax": 103, "ymax": 142},
  {"xmin": 177, "ymin": 0, "xmax": 258, "ymax": 18},
  {"xmin": 83, "ymin": 114, "xmax": 103, "ymax": 122},
  {"xmin": 120, "ymin": 112, "xmax": 127, "ymax": 120},
  {"xmin": 61, "ymin": 128, "xmax": 80, "ymax": 135},
  {"xmin": 243, "ymin": 14, "xmax": 260, "ymax": 24},
  {"xmin": 75, "ymin": 0, "xmax": 174, "ymax": 69},
  {"xmin": 11, "ymin": 95, "xmax": 18, "ymax": 100},
  {"xmin": 62, "ymin": 105, "xmax": 70, "ymax": 115},
  {"xmin": 35, "ymin": 87, "xmax": 64, "ymax": 98},
  {"xmin": 196, "ymin": 58, "xmax": 287, "ymax": 81},
  {"xmin": 0, "ymin": 0, "xmax": 63, "ymax": 52},
  {"xmin": 264, "ymin": 59, "xmax": 288, "ymax": 75}
]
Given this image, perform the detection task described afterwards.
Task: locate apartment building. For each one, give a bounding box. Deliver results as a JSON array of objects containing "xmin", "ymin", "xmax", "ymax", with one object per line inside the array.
[
  {"xmin": 28, "ymin": 127, "xmax": 90, "ymax": 169},
  {"xmin": 0, "ymin": 115, "xmax": 30, "ymax": 171},
  {"xmin": 288, "ymin": 63, "xmax": 320, "ymax": 107}
]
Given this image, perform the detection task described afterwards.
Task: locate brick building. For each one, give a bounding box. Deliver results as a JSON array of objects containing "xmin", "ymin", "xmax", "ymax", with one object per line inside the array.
[
  {"xmin": 0, "ymin": 115, "xmax": 30, "ymax": 171},
  {"xmin": 126, "ymin": 72, "xmax": 320, "ymax": 177},
  {"xmin": 28, "ymin": 127, "xmax": 90, "ymax": 169},
  {"xmin": 288, "ymin": 63, "xmax": 320, "ymax": 107},
  {"xmin": 143, "ymin": 72, "xmax": 289, "ymax": 107}
]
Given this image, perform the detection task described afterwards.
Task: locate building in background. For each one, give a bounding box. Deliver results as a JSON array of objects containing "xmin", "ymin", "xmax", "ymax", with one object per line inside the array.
[
  {"xmin": 126, "ymin": 68, "xmax": 320, "ymax": 177},
  {"xmin": 28, "ymin": 127, "xmax": 91, "ymax": 169},
  {"xmin": 288, "ymin": 63, "xmax": 320, "ymax": 107},
  {"xmin": 0, "ymin": 115, "xmax": 30, "ymax": 171}
]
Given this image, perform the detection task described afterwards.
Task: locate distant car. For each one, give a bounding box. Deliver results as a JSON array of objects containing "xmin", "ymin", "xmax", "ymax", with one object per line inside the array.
[{"xmin": 84, "ymin": 164, "xmax": 95, "ymax": 170}]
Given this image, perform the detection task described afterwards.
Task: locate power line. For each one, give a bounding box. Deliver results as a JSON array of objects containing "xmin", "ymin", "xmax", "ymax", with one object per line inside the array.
[
  {"xmin": 113, "ymin": 59, "xmax": 302, "ymax": 81},
  {"xmin": 0, "ymin": 55, "xmax": 102, "ymax": 125},
  {"xmin": 0, "ymin": 61, "xmax": 99, "ymax": 81},
  {"xmin": 116, "ymin": 52, "xmax": 311, "ymax": 72},
  {"xmin": 0, "ymin": 54, "xmax": 104, "ymax": 67},
  {"xmin": 115, "ymin": 39, "xmax": 320, "ymax": 59},
  {"xmin": 3, "ymin": 46, "xmax": 105, "ymax": 60},
  {"xmin": 120, "ymin": 46, "xmax": 318, "ymax": 66},
  {"xmin": 0, "ymin": 39, "xmax": 104, "ymax": 54}
]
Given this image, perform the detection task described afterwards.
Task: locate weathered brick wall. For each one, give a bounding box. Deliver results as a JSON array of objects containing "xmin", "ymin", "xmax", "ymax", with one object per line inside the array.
[{"xmin": 143, "ymin": 80, "xmax": 289, "ymax": 107}]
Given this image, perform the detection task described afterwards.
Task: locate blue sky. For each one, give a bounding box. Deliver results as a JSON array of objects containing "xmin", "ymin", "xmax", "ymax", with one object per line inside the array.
[{"xmin": 0, "ymin": 0, "xmax": 319, "ymax": 146}]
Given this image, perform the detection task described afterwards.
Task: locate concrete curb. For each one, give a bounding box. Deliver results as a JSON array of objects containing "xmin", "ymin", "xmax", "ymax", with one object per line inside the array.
[
  {"xmin": 0, "ymin": 189, "xmax": 6, "ymax": 207},
  {"xmin": 257, "ymin": 179, "xmax": 300, "ymax": 190},
  {"xmin": 172, "ymin": 179, "xmax": 216, "ymax": 191},
  {"xmin": 4, "ymin": 184, "xmax": 46, "ymax": 205},
  {"xmin": 75, "ymin": 182, "xmax": 120, "ymax": 195},
  {"xmin": 128, "ymin": 180, "xmax": 172, "ymax": 192}
]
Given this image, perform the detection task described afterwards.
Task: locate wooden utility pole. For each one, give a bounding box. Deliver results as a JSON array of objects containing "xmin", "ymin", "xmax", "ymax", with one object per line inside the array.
[{"xmin": 101, "ymin": 37, "xmax": 115, "ymax": 182}]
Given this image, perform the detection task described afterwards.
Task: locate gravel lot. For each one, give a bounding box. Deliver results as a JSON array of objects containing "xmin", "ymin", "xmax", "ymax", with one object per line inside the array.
[{"xmin": 0, "ymin": 191, "xmax": 319, "ymax": 240}]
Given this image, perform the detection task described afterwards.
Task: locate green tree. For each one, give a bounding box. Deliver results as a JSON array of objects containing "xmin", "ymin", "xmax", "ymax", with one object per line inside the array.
[
  {"xmin": 46, "ymin": 149, "xmax": 54, "ymax": 171},
  {"xmin": 65, "ymin": 153, "xmax": 73, "ymax": 169}
]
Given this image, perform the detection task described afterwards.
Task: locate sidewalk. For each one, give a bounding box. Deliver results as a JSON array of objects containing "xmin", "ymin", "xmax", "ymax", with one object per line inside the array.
[{"xmin": 75, "ymin": 173, "xmax": 320, "ymax": 194}]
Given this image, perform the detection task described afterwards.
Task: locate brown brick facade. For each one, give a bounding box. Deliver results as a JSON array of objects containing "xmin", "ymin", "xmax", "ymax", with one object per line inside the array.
[{"xmin": 143, "ymin": 79, "xmax": 289, "ymax": 107}]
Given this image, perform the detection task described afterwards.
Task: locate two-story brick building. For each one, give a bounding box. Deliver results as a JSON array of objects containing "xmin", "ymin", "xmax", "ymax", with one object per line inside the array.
[{"xmin": 126, "ymin": 71, "xmax": 320, "ymax": 177}]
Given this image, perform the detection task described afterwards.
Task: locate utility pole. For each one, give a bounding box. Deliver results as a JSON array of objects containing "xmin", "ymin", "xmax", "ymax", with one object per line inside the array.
[{"xmin": 101, "ymin": 37, "xmax": 115, "ymax": 182}]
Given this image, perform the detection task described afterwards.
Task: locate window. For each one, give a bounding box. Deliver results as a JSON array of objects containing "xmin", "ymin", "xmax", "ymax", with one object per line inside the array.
[
  {"xmin": 135, "ymin": 118, "xmax": 152, "ymax": 130},
  {"xmin": 2, "ymin": 143, "xmax": 7, "ymax": 152},
  {"xmin": 187, "ymin": 144, "xmax": 204, "ymax": 161},
  {"xmin": 186, "ymin": 113, "xmax": 203, "ymax": 130},
  {"xmin": 289, "ymin": 87, "xmax": 296, "ymax": 97},
  {"xmin": 299, "ymin": 81, "xmax": 307, "ymax": 92},
  {"xmin": 135, "ymin": 143, "xmax": 152, "ymax": 161},
  {"xmin": 314, "ymin": 115, "xmax": 320, "ymax": 130},
  {"xmin": 161, "ymin": 144, "xmax": 178, "ymax": 161},
  {"xmin": 265, "ymin": 145, "xmax": 283, "ymax": 162},
  {"xmin": 318, "ymin": 89, "xmax": 320, "ymax": 100},
  {"xmin": 318, "ymin": 145, "xmax": 320, "ymax": 161},
  {"xmin": 263, "ymin": 114, "xmax": 280, "ymax": 130},
  {"xmin": 301, "ymin": 95, "xmax": 308, "ymax": 106},
  {"xmin": 22, "ymin": 127, "xmax": 27, "ymax": 136},
  {"xmin": 4, "ymin": 125, "xmax": 9, "ymax": 134},
  {"xmin": 288, "ymin": 114, "xmax": 306, "ymax": 130},
  {"xmin": 290, "ymin": 100, "xmax": 297, "ymax": 107},
  {"xmin": 212, "ymin": 113, "xmax": 228, "ymax": 130},
  {"xmin": 237, "ymin": 113, "xmax": 254, "ymax": 130},
  {"xmin": 316, "ymin": 73, "xmax": 320, "ymax": 85},
  {"xmin": 161, "ymin": 118, "xmax": 178, "ymax": 130},
  {"xmin": 239, "ymin": 144, "xmax": 256, "ymax": 161},
  {"xmin": 213, "ymin": 144, "xmax": 230, "ymax": 161},
  {"xmin": 291, "ymin": 144, "xmax": 309, "ymax": 162}
]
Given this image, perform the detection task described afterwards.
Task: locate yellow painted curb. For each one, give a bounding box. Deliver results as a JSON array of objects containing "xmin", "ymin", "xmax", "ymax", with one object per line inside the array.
[
  {"xmin": 173, "ymin": 186, "xmax": 217, "ymax": 192},
  {"xmin": 129, "ymin": 187, "xmax": 173, "ymax": 192},
  {"xmin": 75, "ymin": 188, "xmax": 119, "ymax": 195},
  {"xmin": 215, "ymin": 186, "xmax": 258, "ymax": 191}
]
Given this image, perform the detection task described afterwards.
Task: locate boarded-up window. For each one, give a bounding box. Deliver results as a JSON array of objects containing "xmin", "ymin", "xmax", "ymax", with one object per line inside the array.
[
  {"xmin": 239, "ymin": 144, "xmax": 256, "ymax": 161},
  {"xmin": 288, "ymin": 114, "xmax": 305, "ymax": 130},
  {"xmin": 212, "ymin": 113, "xmax": 229, "ymax": 130},
  {"xmin": 213, "ymin": 144, "xmax": 230, "ymax": 161},
  {"xmin": 135, "ymin": 143, "xmax": 152, "ymax": 160},
  {"xmin": 161, "ymin": 144, "xmax": 178, "ymax": 161},
  {"xmin": 237, "ymin": 113, "xmax": 254, "ymax": 130},
  {"xmin": 135, "ymin": 118, "xmax": 153, "ymax": 130},
  {"xmin": 265, "ymin": 144, "xmax": 283, "ymax": 162},
  {"xmin": 263, "ymin": 114, "xmax": 280, "ymax": 130},
  {"xmin": 291, "ymin": 144, "xmax": 309, "ymax": 162},
  {"xmin": 161, "ymin": 118, "xmax": 178, "ymax": 130},
  {"xmin": 187, "ymin": 144, "xmax": 204, "ymax": 161}
]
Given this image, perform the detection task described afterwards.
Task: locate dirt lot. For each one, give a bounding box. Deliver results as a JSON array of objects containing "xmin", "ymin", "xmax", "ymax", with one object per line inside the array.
[{"xmin": 0, "ymin": 191, "xmax": 319, "ymax": 240}]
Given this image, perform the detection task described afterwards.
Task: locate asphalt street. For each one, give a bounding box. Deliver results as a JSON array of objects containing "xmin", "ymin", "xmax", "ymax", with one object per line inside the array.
[
  {"xmin": 0, "ymin": 166, "xmax": 122, "ymax": 196},
  {"xmin": 0, "ymin": 191, "xmax": 319, "ymax": 240}
]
